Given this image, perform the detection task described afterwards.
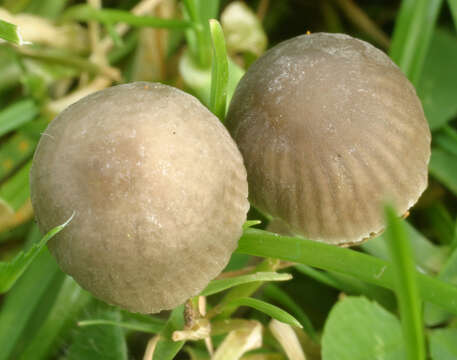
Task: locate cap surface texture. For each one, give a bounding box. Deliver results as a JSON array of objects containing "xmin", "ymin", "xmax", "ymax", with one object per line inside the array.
[
  {"xmin": 226, "ymin": 33, "xmax": 431, "ymax": 245},
  {"xmin": 31, "ymin": 82, "xmax": 249, "ymax": 313}
]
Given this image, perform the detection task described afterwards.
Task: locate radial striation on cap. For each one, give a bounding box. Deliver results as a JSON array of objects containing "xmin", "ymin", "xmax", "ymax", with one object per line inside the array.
[
  {"xmin": 226, "ymin": 33, "xmax": 431, "ymax": 246},
  {"xmin": 30, "ymin": 82, "xmax": 249, "ymax": 313}
]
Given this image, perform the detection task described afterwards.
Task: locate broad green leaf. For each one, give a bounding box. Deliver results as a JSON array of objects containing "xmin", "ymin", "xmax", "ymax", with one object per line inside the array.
[
  {"xmin": 417, "ymin": 29, "xmax": 457, "ymax": 129},
  {"xmin": 201, "ymin": 272, "xmax": 291, "ymax": 297},
  {"xmin": 322, "ymin": 296, "xmax": 405, "ymax": 360},
  {"xmin": 429, "ymin": 148, "xmax": 457, "ymax": 196},
  {"xmin": 0, "ymin": 99, "xmax": 38, "ymax": 137},
  {"xmin": 384, "ymin": 205, "xmax": 425, "ymax": 360},
  {"xmin": 0, "ymin": 18, "xmax": 27, "ymax": 45},
  {"xmin": 389, "ymin": 0, "xmax": 443, "ymax": 85},
  {"xmin": 0, "ymin": 213, "xmax": 72, "ymax": 293},
  {"xmin": 152, "ymin": 305, "xmax": 185, "ymax": 360},
  {"xmin": 429, "ymin": 328, "xmax": 457, "ymax": 360},
  {"xmin": 18, "ymin": 276, "xmax": 92, "ymax": 360},
  {"xmin": 263, "ymin": 283, "xmax": 318, "ymax": 342},
  {"xmin": 63, "ymin": 5, "xmax": 191, "ymax": 29},
  {"xmin": 65, "ymin": 305, "xmax": 127, "ymax": 360},
  {"xmin": 226, "ymin": 297, "xmax": 302, "ymax": 328},
  {"xmin": 236, "ymin": 228, "xmax": 457, "ymax": 316},
  {"xmin": 209, "ymin": 19, "xmax": 229, "ymax": 120}
]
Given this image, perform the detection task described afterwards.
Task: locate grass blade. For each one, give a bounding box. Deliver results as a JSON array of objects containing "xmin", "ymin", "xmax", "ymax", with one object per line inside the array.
[
  {"xmin": 18, "ymin": 276, "xmax": 92, "ymax": 360},
  {"xmin": 0, "ymin": 132, "xmax": 37, "ymax": 182},
  {"xmin": 429, "ymin": 148, "xmax": 457, "ymax": 196},
  {"xmin": 78, "ymin": 318, "xmax": 164, "ymax": 334},
  {"xmin": 0, "ymin": 212, "xmax": 73, "ymax": 293},
  {"xmin": 236, "ymin": 228, "xmax": 457, "ymax": 316},
  {"xmin": 0, "ymin": 99, "xmax": 38, "ymax": 137},
  {"xmin": 0, "ymin": 227, "xmax": 62, "ymax": 360},
  {"xmin": 384, "ymin": 205, "xmax": 425, "ymax": 360},
  {"xmin": 67, "ymin": 307, "xmax": 127, "ymax": 360},
  {"xmin": 0, "ymin": 160, "xmax": 32, "ymax": 213},
  {"xmin": 0, "ymin": 18, "xmax": 27, "ymax": 45},
  {"xmin": 389, "ymin": 0, "xmax": 443, "ymax": 85},
  {"xmin": 152, "ymin": 305, "xmax": 185, "ymax": 360},
  {"xmin": 63, "ymin": 5, "xmax": 192, "ymax": 29},
  {"xmin": 226, "ymin": 297, "xmax": 302, "ymax": 328},
  {"xmin": 263, "ymin": 283, "xmax": 318, "ymax": 342},
  {"xmin": 449, "ymin": 0, "xmax": 457, "ymax": 30},
  {"xmin": 209, "ymin": 19, "xmax": 229, "ymax": 120},
  {"xmin": 201, "ymin": 272, "xmax": 291, "ymax": 297}
]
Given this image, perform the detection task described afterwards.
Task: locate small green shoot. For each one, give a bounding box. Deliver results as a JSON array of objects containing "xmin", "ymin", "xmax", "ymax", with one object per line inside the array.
[
  {"xmin": 209, "ymin": 19, "xmax": 229, "ymax": 120},
  {"xmin": 201, "ymin": 271, "xmax": 292, "ymax": 297},
  {"xmin": 225, "ymin": 297, "xmax": 303, "ymax": 328},
  {"xmin": 0, "ymin": 212, "xmax": 74, "ymax": 293},
  {"xmin": 0, "ymin": 19, "xmax": 28, "ymax": 45}
]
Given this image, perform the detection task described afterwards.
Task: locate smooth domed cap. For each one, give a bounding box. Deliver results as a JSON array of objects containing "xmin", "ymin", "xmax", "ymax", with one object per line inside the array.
[
  {"xmin": 226, "ymin": 33, "xmax": 430, "ymax": 245},
  {"xmin": 31, "ymin": 82, "xmax": 249, "ymax": 313}
]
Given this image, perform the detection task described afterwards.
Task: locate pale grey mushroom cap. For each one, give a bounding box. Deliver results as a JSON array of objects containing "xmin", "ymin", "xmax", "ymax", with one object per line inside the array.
[
  {"xmin": 226, "ymin": 33, "xmax": 431, "ymax": 246},
  {"xmin": 30, "ymin": 82, "xmax": 249, "ymax": 313}
]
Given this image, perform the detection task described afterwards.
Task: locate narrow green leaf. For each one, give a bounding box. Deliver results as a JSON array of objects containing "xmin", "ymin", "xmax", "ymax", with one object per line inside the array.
[
  {"xmin": 218, "ymin": 258, "xmax": 280, "ymax": 318},
  {"xmin": 0, "ymin": 133, "xmax": 37, "ymax": 183},
  {"xmin": 384, "ymin": 205, "xmax": 425, "ymax": 360},
  {"xmin": 236, "ymin": 228, "xmax": 457, "ymax": 316},
  {"xmin": 322, "ymin": 296, "xmax": 405, "ymax": 360},
  {"xmin": 389, "ymin": 0, "xmax": 443, "ymax": 85},
  {"xmin": 18, "ymin": 276, "xmax": 92, "ymax": 360},
  {"xmin": 0, "ymin": 19, "xmax": 27, "ymax": 45},
  {"xmin": 152, "ymin": 305, "xmax": 185, "ymax": 360},
  {"xmin": 0, "ymin": 160, "xmax": 32, "ymax": 213},
  {"xmin": 63, "ymin": 5, "xmax": 192, "ymax": 29},
  {"xmin": 201, "ymin": 272, "xmax": 291, "ymax": 297},
  {"xmin": 417, "ymin": 29, "xmax": 457, "ymax": 130},
  {"xmin": 425, "ymin": 247, "xmax": 457, "ymax": 325},
  {"xmin": 429, "ymin": 148, "xmax": 457, "ymax": 196},
  {"xmin": 226, "ymin": 297, "xmax": 302, "ymax": 328},
  {"xmin": 429, "ymin": 328, "xmax": 457, "ymax": 360},
  {"xmin": 0, "ymin": 229, "xmax": 61, "ymax": 360},
  {"xmin": 243, "ymin": 220, "xmax": 261, "ymax": 229},
  {"xmin": 295, "ymin": 264, "xmax": 396, "ymax": 311},
  {"xmin": 0, "ymin": 213, "xmax": 73, "ymax": 293},
  {"xmin": 448, "ymin": 0, "xmax": 457, "ymax": 30},
  {"xmin": 209, "ymin": 19, "xmax": 229, "ymax": 120},
  {"xmin": 66, "ymin": 306, "xmax": 127, "ymax": 360},
  {"xmin": 0, "ymin": 99, "xmax": 38, "ymax": 137},
  {"xmin": 434, "ymin": 126, "xmax": 457, "ymax": 158},
  {"xmin": 78, "ymin": 318, "xmax": 164, "ymax": 334},
  {"xmin": 362, "ymin": 221, "xmax": 448, "ymax": 274},
  {"xmin": 263, "ymin": 284, "xmax": 318, "ymax": 342}
]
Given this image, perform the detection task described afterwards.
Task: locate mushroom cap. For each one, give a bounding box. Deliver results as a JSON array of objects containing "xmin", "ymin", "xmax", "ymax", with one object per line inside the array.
[
  {"xmin": 30, "ymin": 82, "xmax": 249, "ymax": 313},
  {"xmin": 226, "ymin": 33, "xmax": 431, "ymax": 246}
]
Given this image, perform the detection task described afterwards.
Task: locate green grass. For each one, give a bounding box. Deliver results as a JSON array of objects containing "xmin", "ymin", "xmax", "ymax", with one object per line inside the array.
[{"xmin": 1, "ymin": 0, "xmax": 457, "ymax": 359}]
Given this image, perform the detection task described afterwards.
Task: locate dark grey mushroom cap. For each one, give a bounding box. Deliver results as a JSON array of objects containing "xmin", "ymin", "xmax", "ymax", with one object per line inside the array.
[
  {"xmin": 226, "ymin": 33, "xmax": 430, "ymax": 245},
  {"xmin": 30, "ymin": 82, "xmax": 249, "ymax": 313}
]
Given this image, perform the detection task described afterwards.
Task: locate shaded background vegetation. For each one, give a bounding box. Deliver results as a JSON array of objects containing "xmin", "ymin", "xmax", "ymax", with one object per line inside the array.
[{"xmin": 1, "ymin": 0, "xmax": 457, "ymax": 359}]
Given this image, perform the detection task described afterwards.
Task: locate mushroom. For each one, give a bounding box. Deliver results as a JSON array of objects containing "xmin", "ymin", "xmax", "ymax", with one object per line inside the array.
[
  {"xmin": 226, "ymin": 33, "xmax": 431, "ymax": 246},
  {"xmin": 30, "ymin": 82, "xmax": 249, "ymax": 313}
]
